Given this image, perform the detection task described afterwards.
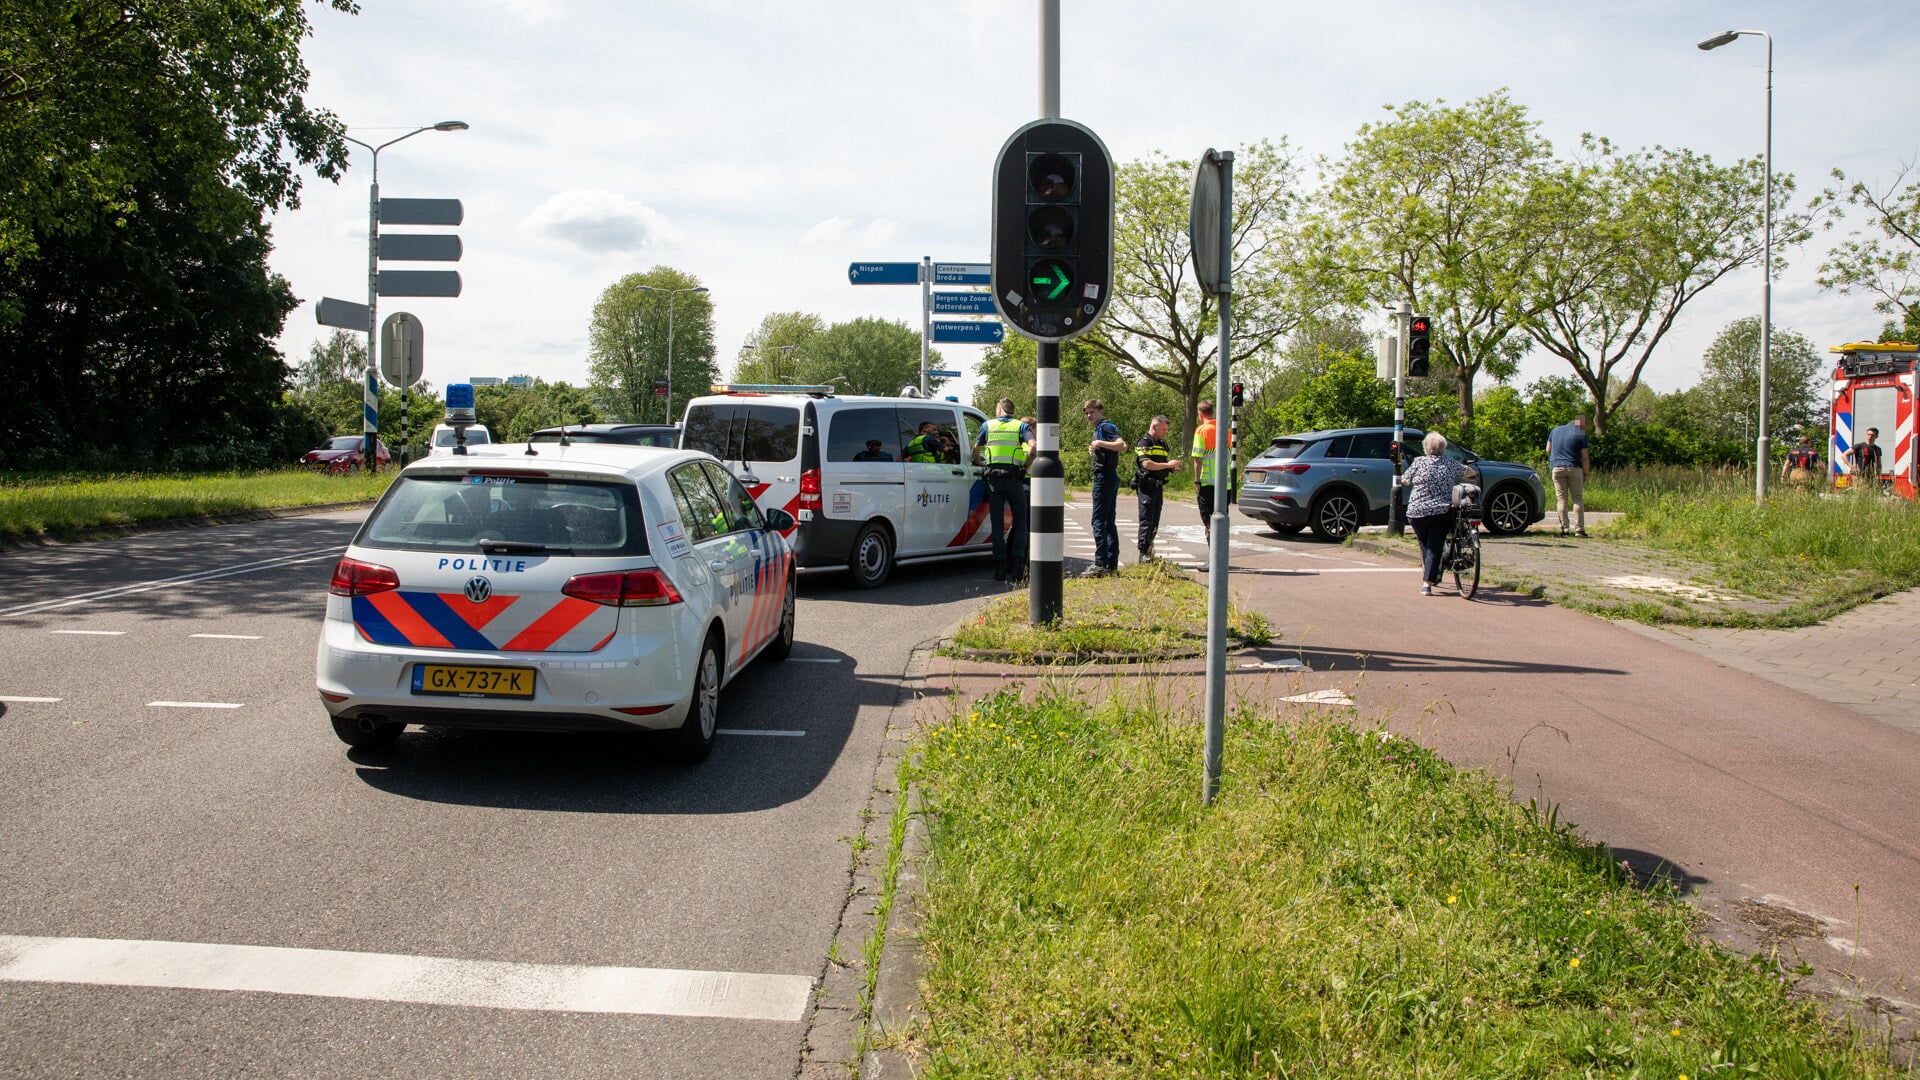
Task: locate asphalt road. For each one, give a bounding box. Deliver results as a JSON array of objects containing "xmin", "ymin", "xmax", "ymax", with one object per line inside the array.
[{"xmin": 0, "ymin": 510, "xmax": 1004, "ymax": 1078}]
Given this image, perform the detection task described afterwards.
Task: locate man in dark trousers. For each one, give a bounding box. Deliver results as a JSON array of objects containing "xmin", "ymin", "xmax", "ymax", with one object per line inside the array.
[
  {"xmin": 1545, "ymin": 414, "xmax": 1591, "ymax": 537},
  {"xmin": 1190, "ymin": 399, "xmax": 1224, "ymax": 543},
  {"xmin": 1084, "ymin": 398, "xmax": 1125, "ymax": 577},
  {"xmin": 1132, "ymin": 414, "xmax": 1182, "ymax": 561},
  {"xmin": 972, "ymin": 397, "xmax": 1032, "ymax": 582}
]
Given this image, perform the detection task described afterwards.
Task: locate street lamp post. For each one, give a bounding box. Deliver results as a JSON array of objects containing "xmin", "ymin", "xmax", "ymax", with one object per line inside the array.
[
  {"xmin": 635, "ymin": 285, "xmax": 707, "ymax": 424},
  {"xmin": 763, "ymin": 344, "xmax": 798, "ymax": 384},
  {"xmin": 1698, "ymin": 28, "xmax": 1772, "ymax": 502},
  {"xmin": 342, "ymin": 120, "xmax": 468, "ymax": 472}
]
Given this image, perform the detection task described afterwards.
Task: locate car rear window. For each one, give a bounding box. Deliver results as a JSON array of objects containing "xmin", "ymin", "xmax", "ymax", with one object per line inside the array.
[
  {"xmin": 1254, "ymin": 438, "xmax": 1310, "ymax": 463},
  {"xmin": 433, "ymin": 428, "xmax": 491, "ymax": 447},
  {"xmin": 357, "ymin": 474, "xmax": 648, "ymax": 556},
  {"xmin": 681, "ymin": 404, "xmax": 800, "ymax": 463}
]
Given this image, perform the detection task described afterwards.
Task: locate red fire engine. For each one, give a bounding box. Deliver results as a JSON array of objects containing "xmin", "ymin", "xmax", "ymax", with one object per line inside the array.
[{"xmin": 1828, "ymin": 341, "xmax": 1916, "ymax": 500}]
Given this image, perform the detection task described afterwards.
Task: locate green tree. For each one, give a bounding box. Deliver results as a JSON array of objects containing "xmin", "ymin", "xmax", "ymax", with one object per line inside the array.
[
  {"xmin": 793, "ymin": 317, "xmax": 945, "ymax": 397},
  {"xmin": 1264, "ymin": 353, "xmax": 1394, "ymax": 434},
  {"xmin": 299, "ymin": 329, "xmax": 365, "ymax": 390},
  {"xmin": 0, "ymin": 0, "xmax": 355, "ymax": 273},
  {"xmin": 474, "ymin": 380, "xmax": 600, "ymax": 441},
  {"xmin": 1088, "ymin": 140, "xmax": 1313, "ymax": 442},
  {"xmin": 1818, "ymin": 161, "xmax": 1920, "ymax": 331},
  {"xmin": 735, "ymin": 311, "xmax": 823, "ymax": 384},
  {"xmin": 1692, "ymin": 318, "xmax": 1825, "ymax": 451},
  {"xmin": 1514, "ymin": 141, "xmax": 1809, "ymax": 434},
  {"xmin": 586, "ymin": 268, "xmax": 717, "ymax": 424},
  {"xmin": 1309, "ymin": 91, "xmax": 1555, "ymax": 424}
]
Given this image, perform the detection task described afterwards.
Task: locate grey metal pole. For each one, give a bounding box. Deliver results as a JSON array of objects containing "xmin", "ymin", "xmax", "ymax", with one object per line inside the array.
[
  {"xmin": 364, "ymin": 155, "xmax": 380, "ymax": 474},
  {"xmin": 1757, "ymin": 31, "xmax": 1773, "ymax": 503},
  {"xmin": 1389, "ymin": 302, "xmax": 1411, "ymax": 533},
  {"xmin": 920, "ymin": 256, "xmax": 931, "ymax": 396},
  {"xmin": 1039, "ymin": 0, "xmax": 1059, "ymax": 119},
  {"xmin": 1202, "ymin": 151, "xmax": 1233, "ymax": 807},
  {"xmin": 665, "ymin": 295, "xmax": 676, "ymax": 426}
]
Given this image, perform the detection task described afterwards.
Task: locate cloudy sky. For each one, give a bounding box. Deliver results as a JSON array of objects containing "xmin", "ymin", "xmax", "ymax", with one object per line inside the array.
[{"xmin": 266, "ymin": 0, "xmax": 1919, "ymax": 404}]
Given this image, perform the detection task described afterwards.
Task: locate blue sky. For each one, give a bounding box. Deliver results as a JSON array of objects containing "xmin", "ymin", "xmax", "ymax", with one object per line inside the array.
[{"xmin": 265, "ymin": 0, "xmax": 1920, "ymax": 401}]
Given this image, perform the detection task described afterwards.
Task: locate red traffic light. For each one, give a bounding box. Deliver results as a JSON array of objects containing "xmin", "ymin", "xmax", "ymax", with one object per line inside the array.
[{"xmin": 1410, "ymin": 316, "xmax": 1431, "ymax": 334}]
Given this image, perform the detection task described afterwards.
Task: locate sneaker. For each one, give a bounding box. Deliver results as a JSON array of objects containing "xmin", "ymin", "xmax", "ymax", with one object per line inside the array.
[
  {"xmin": 1420, "ymin": 584, "xmax": 1433, "ymax": 595},
  {"xmin": 1575, "ymin": 530, "xmax": 1589, "ymax": 538}
]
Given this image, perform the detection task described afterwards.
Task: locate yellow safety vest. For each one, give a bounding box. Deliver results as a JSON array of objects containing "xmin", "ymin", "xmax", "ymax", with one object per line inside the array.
[
  {"xmin": 980, "ymin": 417, "xmax": 1025, "ymax": 467},
  {"xmin": 906, "ymin": 433, "xmax": 940, "ymax": 463}
]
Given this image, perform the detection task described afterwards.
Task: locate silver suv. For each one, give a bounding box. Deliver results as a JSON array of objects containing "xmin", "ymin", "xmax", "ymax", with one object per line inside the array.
[{"xmin": 1236, "ymin": 427, "xmax": 1546, "ymax": 541}]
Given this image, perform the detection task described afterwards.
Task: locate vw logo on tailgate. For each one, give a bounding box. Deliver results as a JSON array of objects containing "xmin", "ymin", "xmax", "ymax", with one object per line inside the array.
[{"xmin": 464, "ymin": 576, "xmax": 493, "ymax": 604}]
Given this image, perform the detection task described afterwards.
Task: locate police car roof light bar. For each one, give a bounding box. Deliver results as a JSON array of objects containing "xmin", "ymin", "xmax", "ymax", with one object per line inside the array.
[{"xmin": 710, "ymin": 383, "xmax": 837, "ymax": 396}]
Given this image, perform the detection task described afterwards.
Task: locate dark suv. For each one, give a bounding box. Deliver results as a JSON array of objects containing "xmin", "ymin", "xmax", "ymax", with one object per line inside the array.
[
  {"xmin": 527, "ymin": 423, "xmax": 680, "ymax": 447},
  {"xmin": 1236, "ymin": 427, "xmax": 1546, "ymax": 541}
]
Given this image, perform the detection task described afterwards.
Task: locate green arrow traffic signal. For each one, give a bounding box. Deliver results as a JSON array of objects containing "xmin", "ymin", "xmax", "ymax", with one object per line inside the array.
[{"xmin": 1030, "ymin": 259, "xmax": 1073, "ymax": 302}]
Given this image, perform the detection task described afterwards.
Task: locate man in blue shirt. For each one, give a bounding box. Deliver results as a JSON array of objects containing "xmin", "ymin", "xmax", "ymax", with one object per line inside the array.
[
  {"xmin": 1083, "ymin": 398, "xmax": 1125, "ymax": 576},
  {"xmin": 1545, "ymin": 415, "xmax": 1591, "ymax": 537}
]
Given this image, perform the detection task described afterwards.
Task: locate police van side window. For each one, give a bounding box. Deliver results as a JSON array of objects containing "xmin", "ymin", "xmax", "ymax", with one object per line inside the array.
[
  {"xmin": 899, "ymin": 407, "xmax": 960, "ymax": 464},
  {"xmin": 827, "ymin": 407, "xmax": 902, "ymax": 462},
  {"xmin": 681, "ymin": 406, "xmax": 731, "ymax": 460},
  {"xmin": 744, "ymin": 405, "xmax": 800, "ymax": 462},
  {"xmin": 668, "ymin": 465, "xmax": 727, "ymax": 542}
]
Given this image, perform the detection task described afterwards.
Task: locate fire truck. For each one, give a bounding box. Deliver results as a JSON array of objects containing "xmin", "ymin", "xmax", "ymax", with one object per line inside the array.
[{"xmin": 1828, "ymin": 341, "xmax": 1916, "ymax": 499}]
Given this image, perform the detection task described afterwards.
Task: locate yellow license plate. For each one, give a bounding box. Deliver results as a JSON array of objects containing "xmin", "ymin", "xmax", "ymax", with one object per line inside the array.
[{"xmin": 412, "ymin": 664, "xmax": 536, "ymax": 699}]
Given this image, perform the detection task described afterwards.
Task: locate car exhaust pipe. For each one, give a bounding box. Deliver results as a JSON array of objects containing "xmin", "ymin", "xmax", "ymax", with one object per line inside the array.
[{"xmin": 354, "ymin": 715, "xmax": 388, "ymax": 733}]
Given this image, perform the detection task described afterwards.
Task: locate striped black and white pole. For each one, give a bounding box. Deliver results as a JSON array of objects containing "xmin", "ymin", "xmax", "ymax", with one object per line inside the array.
[{"xmin": 1029, "ymin": 341, "xmax": 1063, "ymax": 624}]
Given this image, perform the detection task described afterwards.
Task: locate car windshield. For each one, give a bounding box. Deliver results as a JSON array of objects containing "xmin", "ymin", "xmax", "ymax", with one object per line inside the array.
[
  {"xmin": 434, "ymin": 428, "xmax": 489, "ymax": 447},
  {"xmin": 325, "ymin": 437, "xmax": 362, "ymax": 450},
  {"xmin": 357, "ymin": 474, "xmax": 649, "ymax": 556}
]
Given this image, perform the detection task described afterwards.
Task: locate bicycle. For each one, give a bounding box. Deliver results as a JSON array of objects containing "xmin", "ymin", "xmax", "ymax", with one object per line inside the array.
[{"xmin": 1443, "ymin": 483, "xmax": 1482, "ymax": 599}]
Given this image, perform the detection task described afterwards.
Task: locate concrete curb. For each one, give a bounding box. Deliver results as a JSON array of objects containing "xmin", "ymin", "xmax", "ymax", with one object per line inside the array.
[{"xmin": 0, "ymin": 499, "xmax": 377, "ymax": 553}]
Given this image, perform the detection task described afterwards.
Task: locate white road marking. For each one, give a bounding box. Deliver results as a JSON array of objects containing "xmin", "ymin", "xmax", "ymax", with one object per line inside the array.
[
  {"xmin": 716, "ymin": 729, "xmax": 806, "ymax": 737},
  {"xmin": 0, "ymin": 696, "xmax": 62, "ymax": 703},
  {"xmin": 1283, "ymin": 689, "xmax": 1355, "ymax": 706},
  {"xmin": 0, "ymin": 934, "xmax": 813, "ymax": 1021},
  {"xmin": 1, "ymin": 547, "xmax": 341, "ymax": 619},
  {"xmin": 50, "ymin": 630, "xmax": 126, "ymax": 636},
  {"xmin": 1243, "ymin": 658, "xmax": 1310, "ymax": 672},
  {"xmin": 787, "ymin": 658, "xmax": 843, "ymax": 664},
  {"xmin": 191, "ymin": 634, "xmax": 262, "ymax": 640},
  {"xmin": 147, "ymin": 701, "xmax": 244, "ymax": 709}
]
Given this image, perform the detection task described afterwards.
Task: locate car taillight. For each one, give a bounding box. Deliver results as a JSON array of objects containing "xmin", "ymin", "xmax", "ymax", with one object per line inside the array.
[
  {"xmin": 562, "ymin": 569, "xmax": 684, "ymax": 607},
  {"xmin": 329, "ymin": 557, "xmax": 400, "ymax": 597},
  {"xmin": 798, "ymin": 467, "xmax": 822, "ymax": 512},
  {"xmin": 1278, "ymin": 463, "xmax": 1311, "ymax": 474}
]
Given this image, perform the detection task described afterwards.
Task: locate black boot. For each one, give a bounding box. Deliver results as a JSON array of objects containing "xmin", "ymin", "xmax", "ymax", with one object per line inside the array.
[{"xmin": 993, "ymin": 559, "xmax": 1006, "ymax": 581}]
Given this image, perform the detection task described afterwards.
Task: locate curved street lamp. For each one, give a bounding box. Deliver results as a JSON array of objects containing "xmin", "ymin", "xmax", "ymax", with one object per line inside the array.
[
  {"xmin": 1698, "ymin": 28, "xmax": 1772, "ymax": 502},
  {"xmin": 342, "ymin": 120, "xmax": 468, "ymax": 471},
  {"xmin": 635, "ymin": 285, "xmax": 708, "ymax": 423}
]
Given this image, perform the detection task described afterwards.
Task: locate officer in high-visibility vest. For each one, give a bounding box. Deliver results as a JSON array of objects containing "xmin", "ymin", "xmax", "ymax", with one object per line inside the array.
[
  {"xmin": 906, "ymin": 421, "xmax": 948, "ymax": 463},
  {"xmin": 1133, "ymin": 415, "xmax": 1182, "ymax": 560},
  {"xmin": 972, "ymin": 397, "xmax": 1033, "ymax": 582},
  {"xmin": 1191, "ymin": 399, "xmax": 1222, "ymax": 543}
]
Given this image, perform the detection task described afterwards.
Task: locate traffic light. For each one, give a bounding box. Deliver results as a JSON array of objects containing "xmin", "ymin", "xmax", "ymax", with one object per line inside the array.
[
  {"xmin": 1407, "ymin": 314, "xmax": 1432, "ymax": 378},
  {"xmin": 1230, "ymin": 381, "xmax": 1245, "ymax": 408},
  {"xmin": 991, "ymin": 119, "xmax": 1113, "ymax": 342}
]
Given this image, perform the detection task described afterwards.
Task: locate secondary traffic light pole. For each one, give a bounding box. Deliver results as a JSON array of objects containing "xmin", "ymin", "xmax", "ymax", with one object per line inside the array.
[{"xmin": 1389, "ymin": 302, "xmax": 1411, "ymax": 534}]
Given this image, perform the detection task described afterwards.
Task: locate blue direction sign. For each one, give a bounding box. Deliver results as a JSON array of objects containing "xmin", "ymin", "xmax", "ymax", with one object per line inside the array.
[
  {"xmin": 933, "ymin": 262, "xmax": 990, "ymax": 285},
  {"xmin": 848, "ymin": 262, "xmax": 920, "ymax": 285},
  {"xmin": 931, "ymin": 291, "xmax": 997, "ymax": 315},
  {"xmin": 931, "ymin": 320, "xmax": 1005, "ymax": 344},
  {"xmin": 927, "ymin": 369, "xmax": 962, "ymax": 378}
]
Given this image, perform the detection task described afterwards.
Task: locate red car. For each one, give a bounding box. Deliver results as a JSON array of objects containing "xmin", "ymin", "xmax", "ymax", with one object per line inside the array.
[{"xmin": 302, "ymin": 435, "xmax": 391, "ymax": 473}]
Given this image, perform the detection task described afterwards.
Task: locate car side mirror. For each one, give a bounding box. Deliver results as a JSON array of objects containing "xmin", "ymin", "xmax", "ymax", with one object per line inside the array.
[{"xmin": 762, "ymin": 508, "xmax": 796, "ymax": 532}]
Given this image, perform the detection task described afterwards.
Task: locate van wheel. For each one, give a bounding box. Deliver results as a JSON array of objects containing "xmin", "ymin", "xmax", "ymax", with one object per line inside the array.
[
  {"xmin": 846, "ymin": 524, "xmax": 892, "ymax": 590},
  {"xmin": 668, "ymin": 634, "xmax": 721, "ymax": 763}
]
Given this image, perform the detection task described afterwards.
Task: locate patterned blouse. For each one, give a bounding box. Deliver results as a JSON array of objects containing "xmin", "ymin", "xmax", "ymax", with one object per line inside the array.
[{"xmin": 1401, "ymin": 453, "xmax": 1467, "ymax": 519}]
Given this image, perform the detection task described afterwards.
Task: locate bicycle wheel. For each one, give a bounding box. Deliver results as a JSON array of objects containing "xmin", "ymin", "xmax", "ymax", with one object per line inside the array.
[{"xmin": 1454, "ymin": 529, "xmax": 1481, "ymax": 599}]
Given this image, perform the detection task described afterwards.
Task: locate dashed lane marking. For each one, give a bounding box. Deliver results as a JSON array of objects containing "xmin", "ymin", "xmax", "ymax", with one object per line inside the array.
[
  {"xmin": 0, "ymin": 934, "xmax": 813, "ymax": 1021},
  {"xmin": 716, "ymin": 729, "xmax": 806, "ymax": 737},
  {"xmin": 50, "ymin": 630, "xmax": 126, "ymax": 636},
  {"xmin": 1, "ymin": 547, "xmax": 341, "ymax": 619},
  {"xmin": 787, "ymin": 658, "xmax": 844, "ymax": 664},
  {"xmin": 191, "ymin": 634, "xmax": 263, "ymax": 640},
  {"xmin": 0, "ymin": 696, "xmax": 61, "ymax": 703},
  {"xmin": 1282, "ymin": 689, "xmax": 1355, "ymax": 706},
  {"xmin": 147, "ymin": 701, "xmax": 244, "ymax": 710}
]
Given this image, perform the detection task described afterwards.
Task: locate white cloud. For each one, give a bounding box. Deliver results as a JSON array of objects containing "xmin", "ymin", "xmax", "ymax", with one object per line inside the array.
[
  {"xmin": 521, "ymin": 189, "xmax": 677, "ymax": 256},
  {"xmin": 803, "ymin": 216, "xmax": 899, "ymax": 248}
]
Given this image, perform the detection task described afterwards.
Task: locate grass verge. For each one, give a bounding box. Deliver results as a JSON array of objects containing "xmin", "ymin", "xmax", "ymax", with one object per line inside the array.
[
  {"xmin": 943, "ymin": 560, "xmax": 1273, "ymax": 662},
  {"xmin": 896, "ymin": 688, "xmax": 1903, "ymax": 1078},
  {"xmin": 0, "ymin": 468, "xmax": 394, "ymax": 539}
]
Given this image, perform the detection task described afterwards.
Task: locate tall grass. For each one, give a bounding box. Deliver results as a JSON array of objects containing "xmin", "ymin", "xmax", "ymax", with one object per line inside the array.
[
  {"xmin": 1585, "ymin": 466, "xmax": 1920, "ymax": 617},
  {"xmin": 0, "ymin": 468, "xmax": 394, "ymax": 538},
  {"xmin": 903, "ymin": 689, "xmax": 1902, "ymax": 1077}
]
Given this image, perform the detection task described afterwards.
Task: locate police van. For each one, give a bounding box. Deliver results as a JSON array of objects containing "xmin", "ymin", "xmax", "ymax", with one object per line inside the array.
[{"xmin": 679, "ymin": 386, "xmax": 997, "ymax": 587}]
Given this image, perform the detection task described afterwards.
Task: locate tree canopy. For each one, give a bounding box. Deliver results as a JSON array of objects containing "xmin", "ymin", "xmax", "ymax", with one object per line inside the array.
[
  {"xmin": 586, "ymin": 268, "xmax": 717, "ymax": 424},
  {"xmin": 792, "ymin": 317, "xmax": 945, "ymax": 397},
  {"xmin": 1818, "ymin": 161, "xmax": 1920, "ymax": 335}
]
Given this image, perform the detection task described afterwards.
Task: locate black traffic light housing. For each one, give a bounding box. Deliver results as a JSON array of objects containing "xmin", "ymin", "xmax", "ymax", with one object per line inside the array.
[
  {"xmin": 991, "ymin": 119, "xmax": 1113, "ymax": 342},
  {"xmin": 1230, "ymin": 381, "xmax": 1245, "ymax": 408},
  {"xmin": 1407, "ymin": 314, "xmax": 1432, "ymax": 378}
]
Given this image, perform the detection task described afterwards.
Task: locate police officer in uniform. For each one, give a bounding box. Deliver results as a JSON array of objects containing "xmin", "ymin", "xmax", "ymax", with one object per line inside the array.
[
  {"xmin": 1132, "ymin": 415, "xmax": 1182, "ymax": 561},
  {"xmin": 906, "ymin": 421, "xmax": 948, "ymax": 463},
  {"xmin": 972, "ymin": 398, "xmax": 1032, "ymax": 582}
]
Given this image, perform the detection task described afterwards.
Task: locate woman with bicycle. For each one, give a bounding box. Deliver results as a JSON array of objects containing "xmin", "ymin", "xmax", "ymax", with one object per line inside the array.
[{"xmin": 1396, "ymin": 431, "xmax": 1470, "ymax": 596}]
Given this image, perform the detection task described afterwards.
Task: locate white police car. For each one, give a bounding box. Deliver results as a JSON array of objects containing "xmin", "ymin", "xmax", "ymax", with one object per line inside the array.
[{"xmin": 315, "ymin": 442, "xmax": 796, "ymax": 761}]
